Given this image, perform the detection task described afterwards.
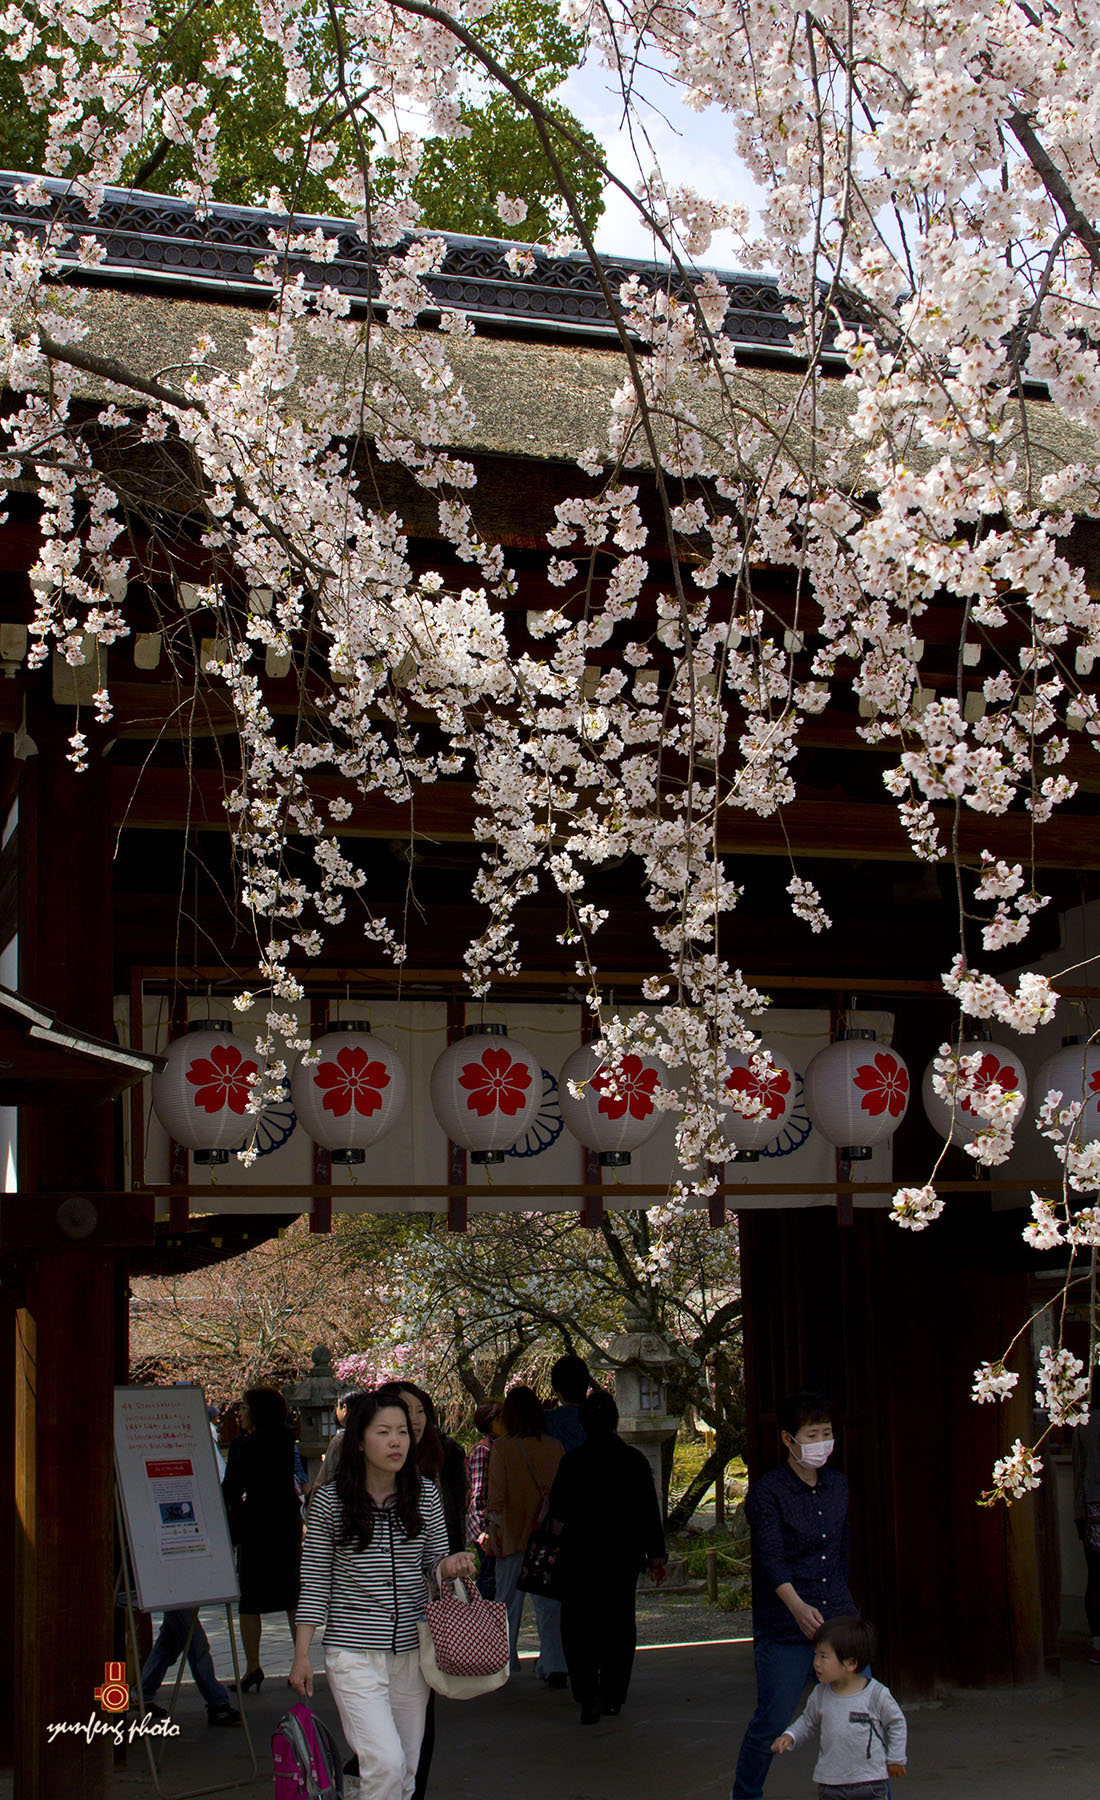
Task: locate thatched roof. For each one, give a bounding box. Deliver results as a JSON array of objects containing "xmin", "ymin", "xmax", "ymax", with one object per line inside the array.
[{"xmin": 54, "ymin": 286, "xmax": 1100, "ymax": 493}]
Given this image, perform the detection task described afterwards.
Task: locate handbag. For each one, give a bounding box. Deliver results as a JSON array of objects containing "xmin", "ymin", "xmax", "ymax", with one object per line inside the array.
[
  {"xmin": 1087, "ymin": 1499, "xmax": 1100, "ymax": 1552},
  {"xmin": 418, "ymin": 1574, "xmax": 510, "ymax": 1700},
  {"xmin": 515, "ymin": 1441, "xmax": 563, "ymax": 1599},
  {"xmin": 517, "ymin": 1519, "xmax": 563, "ymax": 1599}
]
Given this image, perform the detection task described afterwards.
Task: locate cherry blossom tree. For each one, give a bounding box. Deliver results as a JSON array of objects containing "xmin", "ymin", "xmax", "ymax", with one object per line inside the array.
[
  {"xmin": 129, "ymin": 1218, "xmax": 386, "ymax": 1402},
  {"xmin": 3, "ymin": 0, "xmax": 1100, "ymax": 1497},
  {"xmin": 339, "ymin": 1205, "xmax": 743, "ymax": 1520}
]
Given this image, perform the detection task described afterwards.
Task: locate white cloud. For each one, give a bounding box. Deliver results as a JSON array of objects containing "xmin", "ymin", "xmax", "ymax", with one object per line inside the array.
[{"xmin": 559, "ymin": 58, "xmax": 766, "ymax": 270}]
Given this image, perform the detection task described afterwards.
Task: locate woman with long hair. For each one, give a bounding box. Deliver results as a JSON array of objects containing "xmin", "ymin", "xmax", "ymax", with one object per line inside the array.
[
  {"xmin": 393, "ymin": 1382, "xmax": 467, "ymax": 1553},
  {"xmin": 221, "ymin": 1385, "xmax": 301, "ymax": 1690},
  {"xmin": 291, "ymin": 1387, "xmax": 473, "ymax": 1800},
  {"xmin": 487, "ymin": 1383, "xmax": 566, "ymax": 1681},
  {"xmin": 392, "ymin": 1382, "xmax": 467, "ymax": 1800}
]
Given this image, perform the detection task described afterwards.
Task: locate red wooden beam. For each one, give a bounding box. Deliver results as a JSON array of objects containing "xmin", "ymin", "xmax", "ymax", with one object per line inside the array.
[
  {"xmin": 578, "ymin": 1007, "xmax": 602, "ymax": 1229},
  {"xmin": 445, "ymin": 998, "xmax": 467, "ymax": 1232},
  {"xmin": 107, "ymin": 763, "xmax": 1100, "ymax": 868},
  {"xmin": 167, "ymin": 994, "xmax": 189, "ymax": 1233},
  {"xmin": 310, "ymin": 996, "xmax": 332, "ymax": 1233}
]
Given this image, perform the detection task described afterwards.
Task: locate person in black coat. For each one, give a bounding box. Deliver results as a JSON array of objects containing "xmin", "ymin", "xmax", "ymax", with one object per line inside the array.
[
  {"xmin": 221, "ymin": 1385, "xmax": 302, "ymax": 1691},
  {"xmin": 548, "ymin": 1387, "xmax": 667, "ymax": 1726}
]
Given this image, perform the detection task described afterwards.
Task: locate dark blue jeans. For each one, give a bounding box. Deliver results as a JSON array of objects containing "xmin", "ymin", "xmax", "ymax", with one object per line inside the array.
[
  {"xmin": 141, "ymin": 1610, "xmax": 230, "ymax": 1711},
  {"xmin": 731, "ymin": 1635, "xmax": 815, "ymax": 1798}
]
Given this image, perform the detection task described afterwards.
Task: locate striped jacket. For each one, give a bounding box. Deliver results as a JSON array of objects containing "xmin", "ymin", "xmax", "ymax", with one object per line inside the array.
[{"xmin": 297, "ymin": 1477, "xmax": 450, "ymax": 1654}]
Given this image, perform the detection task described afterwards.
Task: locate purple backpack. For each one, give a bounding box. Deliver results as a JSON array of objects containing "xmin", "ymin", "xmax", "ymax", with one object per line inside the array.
[{"xmin": 272, "ymin": 1702, "xmax": 344, "ymax": 1800}]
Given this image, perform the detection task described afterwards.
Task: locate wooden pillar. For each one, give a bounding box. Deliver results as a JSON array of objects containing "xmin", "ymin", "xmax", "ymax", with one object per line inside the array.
[
  {"xmin": 13, "ymin": 727, "xmax": 118, "ymax": 1799},
  {"xmin": 15, "ymin": 1250, "xmax": 117, "ymax": 1796},
  {"xmin": 738, "ymin": 1201, "xmax": 1052, "ymax": 1699},
  {"xmin": 0, "ymin": 1261, "xmax": 17, "ymax": 1765}
]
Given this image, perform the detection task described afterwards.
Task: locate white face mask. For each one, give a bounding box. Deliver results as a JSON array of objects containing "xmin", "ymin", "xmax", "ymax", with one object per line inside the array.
[{"xmin": 791, "ymin": 1436, "xmax": 834, "ymax": 1468}]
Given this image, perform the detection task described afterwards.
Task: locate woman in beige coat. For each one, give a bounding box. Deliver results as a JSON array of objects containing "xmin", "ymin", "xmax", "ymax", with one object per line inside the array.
[{"xmin": 487, "ymin": 1385, "xmax": 565, "ymax": 1678}]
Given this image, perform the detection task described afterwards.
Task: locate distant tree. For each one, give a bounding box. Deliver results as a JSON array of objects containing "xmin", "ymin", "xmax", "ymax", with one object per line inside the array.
[
  {"xmin": 0, "ymin": 0, "xmax": 602, "ymax": 236},
  {"xmin": 409, "ymin": 0, "xmax": 604, "ymax": 239},
  {"xmin": 129, "ymin": 1219, "xmax": 384, "ymax": 1404},
  {"xmin": 0, "ymin": 0, "xmax": 358, "ymax": 211},
  {"xmin": 340, "ymin": 1205, "xmax": 744, "ymax": 1522},
  {"xmin": 412, "ymin": 95, "xmax": 603, "ymax": 241}
]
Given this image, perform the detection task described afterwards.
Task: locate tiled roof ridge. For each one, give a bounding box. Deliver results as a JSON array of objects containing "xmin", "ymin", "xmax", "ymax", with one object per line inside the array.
[{"xmin": 0, "ymin": 168, "xmax": 849, "ymax": 355}]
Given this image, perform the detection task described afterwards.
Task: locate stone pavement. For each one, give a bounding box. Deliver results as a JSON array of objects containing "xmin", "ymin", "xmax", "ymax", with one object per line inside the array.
[{"xmin": 32, "ymin": 1601, "xmax": 1097, "ymax": 1800}]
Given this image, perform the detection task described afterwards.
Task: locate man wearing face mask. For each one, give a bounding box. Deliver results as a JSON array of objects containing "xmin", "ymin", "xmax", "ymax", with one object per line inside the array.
[{"xmin": 730, "ymin": 1389, "xmax": 856, "ymax": 1799}]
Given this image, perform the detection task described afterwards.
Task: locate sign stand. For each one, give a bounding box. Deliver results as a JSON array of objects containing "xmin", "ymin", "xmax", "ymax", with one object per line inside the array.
[
  {"xmin": 115, "ymin": 1492, "xmax": 258, "ymax": 1798},
  {"xmin": 113, "ymin": 1386, "xmax": 260, "ymax": 1798}
]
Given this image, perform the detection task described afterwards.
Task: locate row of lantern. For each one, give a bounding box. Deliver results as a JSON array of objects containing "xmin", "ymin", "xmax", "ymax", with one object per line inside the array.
[
  {"xmin": 151, "ymin": 1020, "xmax": 672, "ymax": 1168},
  {"xmin": 151, "ymin": 1019, "xmax": 1100, "ymax": 1168}
]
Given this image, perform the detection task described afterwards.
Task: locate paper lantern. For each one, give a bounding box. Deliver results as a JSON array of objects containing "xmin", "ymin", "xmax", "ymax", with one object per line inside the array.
[
  {"xmin": 151, "ymin": 1021, "xmax": 260, "ymax": 1166},
  {"xmin": 921, "ymin": 1037, "xmax": 1028, "ymax": 1147},
  {"xmin": 1034, "ymin": 1036, "xmax": 1100, "ymax": 1148},
  {"xmin": 804, "ymin": 1030, "xmax": 910, "ymax": 1160},
  {"xmin": 720, "ymin": 1042, "xmax": 797, "ymax": 1162},
  {"xmin": 558, "ymin": 1041, "xmax": 667, "ymax": 1167},
  {"xmin": 430, "ymin": 1024, "xmax": 542, "ymax": 1164},
  {"xmin": 291, "ymin": 1021, "xmax": 407, "ymax": 1165}
]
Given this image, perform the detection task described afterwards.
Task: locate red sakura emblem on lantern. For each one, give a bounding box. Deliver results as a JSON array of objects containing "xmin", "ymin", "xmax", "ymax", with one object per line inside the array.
[
  {"xmin": 959, "ymin": 1052, "xmax": 1019, "ymax": 1116},
  {"xmin": 459, "ymin": 1047, "xmax": 533, "ymax": 1117},
  {"xmin": 314, "ymin": 1046, "xmax": 391, "ymax": 1118},
  {"xmin": 852, "ymin": 1052, "xmax": 909, "ymax": 1118},
  {"xmin": 592, "ymin": 1054, "xmax": 660, "ymax": 1121},
  {"xmin": 726, "ymin": 1061, "xmax": 792, "ymax": 1120},
  {"xmin": 1088, "ymin": 1069, "xmax": 1100, "ymax": 1110},
  {"xmin": 186, "ymin": 1042, "xmax": 258, "ymax": 1115}
]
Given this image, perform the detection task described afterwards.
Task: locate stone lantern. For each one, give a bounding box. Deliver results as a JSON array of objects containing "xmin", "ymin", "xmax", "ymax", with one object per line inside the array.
[
  {"xmin": 594, "ymin": 1310, "xmax": 683, "ymax": 1520},
  {"xmin": 290, "ymin": 1344, "xmax": 339, "ymax": 1482}
]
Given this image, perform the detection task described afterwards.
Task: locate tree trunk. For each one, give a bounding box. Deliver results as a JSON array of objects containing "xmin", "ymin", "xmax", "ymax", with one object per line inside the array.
[{"xmin": 666, "ymin": 1421, "xmax": 742, "ymax": 1535}]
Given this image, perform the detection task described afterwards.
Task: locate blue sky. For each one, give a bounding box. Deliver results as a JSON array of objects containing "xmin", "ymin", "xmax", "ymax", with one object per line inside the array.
[{"xmin": 558, "ymin": 55, "xmax": 763, "ymax": 272}]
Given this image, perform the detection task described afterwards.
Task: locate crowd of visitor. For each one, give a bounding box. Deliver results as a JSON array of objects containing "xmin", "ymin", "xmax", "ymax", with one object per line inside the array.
[{"xmin": 140, "ymin": 1363, "xmax": 1100, "ymax": 1798}]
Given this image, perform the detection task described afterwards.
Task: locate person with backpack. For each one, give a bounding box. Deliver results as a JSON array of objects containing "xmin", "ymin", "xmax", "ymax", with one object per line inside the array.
[{"xmin": 290, "ymin": 1386, "xmax": 474, "ymax": 1800}]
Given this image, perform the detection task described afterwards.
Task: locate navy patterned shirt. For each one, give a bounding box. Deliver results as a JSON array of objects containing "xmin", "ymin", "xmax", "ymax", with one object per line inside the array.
[{"xmin": 745, "ymin": 1461, "xmax": 855, "ymax": 1644}]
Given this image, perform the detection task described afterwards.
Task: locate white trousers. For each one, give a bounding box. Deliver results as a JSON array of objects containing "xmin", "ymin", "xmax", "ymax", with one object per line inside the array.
[{"xmin": 324, "ymin": 1645, "xmax": 429, "ymax": 1800}]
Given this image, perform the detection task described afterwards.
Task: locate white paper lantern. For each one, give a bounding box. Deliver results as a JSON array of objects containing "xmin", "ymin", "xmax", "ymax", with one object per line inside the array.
[
  {"xmin": 151, "ymin": 1022, "xmax": 260, "ymax": 1166},
  {"xmin": 430, "ymin": 1024, "xmax": 542, "ymax": 1163},
  {"xmin": 921, "ymin": 1037, "xmax": 1028, "ymax": 1147},
  {"xmin": 804, "ymin": 1030, "xmax": 910, "ymax": 1160},
  {"xmin": 1034, "ymin": 1036, "xmax": 1100, "ymax": 1149},
  {"xmin": 720, "ymin": 1042, "xmax": 797, "ymax": 1161},
  {"xmin": 291, "ymin": 1021, "xmax": 407, "ymax": 1165},
  {"xmin": 558, "ymin": 1041, "xmax": 667, "ymax": 1166}
]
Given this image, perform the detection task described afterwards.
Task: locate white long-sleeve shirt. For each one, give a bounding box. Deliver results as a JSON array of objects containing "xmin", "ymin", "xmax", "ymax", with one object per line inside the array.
[{"xmin": 785, "ymin": 1677, "xmax": 907, "ymax": 1785}]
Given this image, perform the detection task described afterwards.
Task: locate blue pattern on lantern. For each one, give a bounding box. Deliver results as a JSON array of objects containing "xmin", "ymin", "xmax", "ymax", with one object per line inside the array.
[
  {"xmin": 507, "ymin": 1070, "xmax": 564, "ymax": 1158},
  {"xmin": 761, "ymin": 1072, "xmax": 813, "ymax": 1157},
  {"xmin": 228, "ymin": 1100, "xmax": 298, "ymax": 1158}
]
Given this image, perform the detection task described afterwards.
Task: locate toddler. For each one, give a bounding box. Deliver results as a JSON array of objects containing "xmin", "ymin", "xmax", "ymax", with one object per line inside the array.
[{"xmin": 771, "ymin": 1615, "xmax": 906, "ymax": 1800}]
